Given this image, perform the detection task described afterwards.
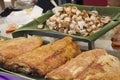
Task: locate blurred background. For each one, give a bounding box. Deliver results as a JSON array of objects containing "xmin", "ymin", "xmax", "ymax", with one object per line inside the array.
[{"xmin": 0, "ymin": 0, "xmax": 120, "ymax": 14}]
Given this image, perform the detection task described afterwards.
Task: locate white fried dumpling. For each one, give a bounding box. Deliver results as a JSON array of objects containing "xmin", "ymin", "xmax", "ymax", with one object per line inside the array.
[{"xmin": 52, "ymin": 6, "xmax": 63, "ymax": 14}]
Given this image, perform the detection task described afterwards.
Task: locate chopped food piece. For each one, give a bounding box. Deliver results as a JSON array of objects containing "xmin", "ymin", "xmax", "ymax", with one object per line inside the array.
[
  {"xmin": 38, "ymin": 24, "xmax": 44, "ymax": 29},
  {"xmin": 6, "ymin": 24, "xmax": 17, "ymax": 33},
  {"xmin": 111, "ymin": 29, "xmax": 120, "ymax": 47}
]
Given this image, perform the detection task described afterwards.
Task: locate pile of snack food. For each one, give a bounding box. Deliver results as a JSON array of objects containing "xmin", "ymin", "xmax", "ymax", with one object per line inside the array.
[
  {"xmin": 0, "ymin": 36, "xmax": 120, "ymax": 80},
  {"xmin": 46, "ymin": 6, "xmax": 111, "ymax": 36}
]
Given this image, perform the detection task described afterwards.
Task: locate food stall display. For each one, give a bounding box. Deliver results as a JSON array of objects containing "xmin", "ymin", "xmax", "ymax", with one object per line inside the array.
[{"xmin": 0, "ymin": 3, "xmax": 120, "ymax": 80}]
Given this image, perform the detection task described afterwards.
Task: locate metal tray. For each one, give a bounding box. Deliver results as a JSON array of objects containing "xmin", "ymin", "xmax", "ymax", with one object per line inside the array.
[
  {"xmin": 0, "ymin": 70, "xmax": 33, "ymax": 80},
  {"xmin": 0, "ymin": 68, "xmax": 43, "ymax": 80},
  {"xmin": 0, "ymin": 35, "xmax": 120, "ymax": 80},
  {"xmin": 0, "ymin": 51, "xmax": 120, "ymax": 80},
  {"xmin": 12, "ymin": 4, "xmax": 120, "ymax": 49}
]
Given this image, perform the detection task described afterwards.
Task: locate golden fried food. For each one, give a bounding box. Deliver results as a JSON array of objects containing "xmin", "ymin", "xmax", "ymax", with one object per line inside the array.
[
  {"xmin": 111, "ymin": 30, "xmax": 120, "ymax": 47},
  {"xmin": 6, "ymin": 26, "xmax": 16, "ymax": 33},
  {"xmin": 46, "ymin": 49, "xmax": 120, "ymax": 80},
  {"xmin": 0, "ymin": 36, "xmax": 43, "ymax": 64},
  {"xmin": 46, "ymin": 6, "xmax": 111, "ymax": 36},
  {"xmin": 4, "ymin": 36, "xmax": 81, "ymax": 76}
]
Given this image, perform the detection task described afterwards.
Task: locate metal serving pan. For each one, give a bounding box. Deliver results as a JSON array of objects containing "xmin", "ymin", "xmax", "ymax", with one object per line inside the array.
[{"xmin": 0, "ymin": 35, "xmax": 120, "ymax": 80}]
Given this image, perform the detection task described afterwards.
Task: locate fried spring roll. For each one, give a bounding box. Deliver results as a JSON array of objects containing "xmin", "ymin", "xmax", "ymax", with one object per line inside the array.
[
  {"xmin": 0, "ymin": 36, "xmax": 43, "ymax": 65},
  {"xmin": 4, "ymin": 36, "xmax": 81, "ymax": 76},
  {"xmin": 45, "ymin": 49, "xmax": 107, "ymax": 80},
  {"xmin": 46, "ymin": 49, "xmax": 120, "ymax": 80},
  {"xmin": 75, "ymin": 55, "xmax": 120, "ymax": 80}
]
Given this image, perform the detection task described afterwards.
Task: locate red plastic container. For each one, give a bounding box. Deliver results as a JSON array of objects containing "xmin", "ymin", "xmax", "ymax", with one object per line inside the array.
[{"xmin": 83, "ymin": 0, "xmax": 108, "ymax": 6}]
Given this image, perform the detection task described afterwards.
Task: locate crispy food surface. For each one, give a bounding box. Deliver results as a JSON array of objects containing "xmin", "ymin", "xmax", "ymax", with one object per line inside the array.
[
  {"xmin": 0, "ymin": 36, "xmax": 43, "ymax": 64},
  {"xmin": 111, "ymin": 30, "xmax": 120, "ymax": 47},
  {"xmin": 4, "ymin": 36, "xmax": 81, "ymax": 76},
  {"xmin": 46, "ymin": 49, "xmax": 120, "ymax": 80}
]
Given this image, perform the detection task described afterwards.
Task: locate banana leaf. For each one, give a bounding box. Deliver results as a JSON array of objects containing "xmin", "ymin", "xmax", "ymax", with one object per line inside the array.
[{"xmin": 12, "ymin": 3, "xmax": 120, "ymax": 41}]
